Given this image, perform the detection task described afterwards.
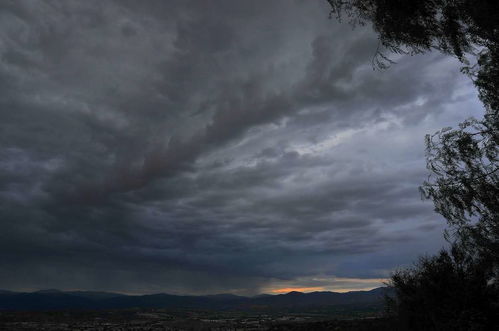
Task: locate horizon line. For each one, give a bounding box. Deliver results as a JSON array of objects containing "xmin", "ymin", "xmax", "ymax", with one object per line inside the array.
[{"xmin": 1, "ymin": 286, "xmax": 387, "ymax": 297}]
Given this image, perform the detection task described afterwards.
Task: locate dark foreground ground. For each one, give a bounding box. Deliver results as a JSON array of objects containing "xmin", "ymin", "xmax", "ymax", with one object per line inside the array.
[{"xmin": 0, "ymin": 309, "xmax": 396, "ymax": 330}]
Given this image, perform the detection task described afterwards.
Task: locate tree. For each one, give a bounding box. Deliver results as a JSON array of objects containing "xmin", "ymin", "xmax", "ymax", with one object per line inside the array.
[
  {"xmin": 327, "ymin": 0, "xmax": 499, "ymax": 271},
  {"xmin": 421, "ymin": 116, "xmax": 498, "ymax": 274},
  {"xmin": 325, "ymin": 1, "xmax": 499, "ymax": 329},
  {"xmin": 388, "ymin": 246, "xmax": 498, "ymax": 330},
  {"xmin": 327, "ymin": 0, "xmax": 499, "ymax": 112}
]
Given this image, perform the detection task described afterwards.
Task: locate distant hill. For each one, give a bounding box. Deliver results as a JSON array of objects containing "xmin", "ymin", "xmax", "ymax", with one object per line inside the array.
[{"xmin": 0, "ymin": 287, "xmax": 393, "ymax": 312}]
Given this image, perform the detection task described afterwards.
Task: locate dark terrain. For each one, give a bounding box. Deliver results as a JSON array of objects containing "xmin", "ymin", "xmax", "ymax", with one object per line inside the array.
[
  {"xmin": 0, "ymin": 287, "xmax": 391, "ymax": 312},
  {"xmin": 0, "ymin": 309, "xmax": 395, "ymax": 330},
  {"xmin": 0, "ymin": 288, "xmax": 394, "ymax": 330}
]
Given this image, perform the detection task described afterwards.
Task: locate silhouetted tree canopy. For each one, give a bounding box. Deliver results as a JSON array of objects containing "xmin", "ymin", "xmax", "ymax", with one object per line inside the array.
[
  {"xmin": 326, "ymin": 1, "xmax": 499, "ymax": 329},
  {"xmin": 327, "ymin": 0, "xmax": 498, "ymax": 267},
  {"xmin": 421, "ymin": 116, "xmax": 498, "ymax": 269},
  {"xmin": 388, "ymin": 246, "xmax": 499, "ymax": 330},
  {"xmin": 327, "ymin": 0, "xmax": 499, "ymax": 114}
]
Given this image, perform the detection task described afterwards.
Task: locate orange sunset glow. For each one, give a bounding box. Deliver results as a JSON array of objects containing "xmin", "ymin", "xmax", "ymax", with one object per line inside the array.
[{"xmin": 270, "ymin": 287, "xmax": 325, "ymax": 294}]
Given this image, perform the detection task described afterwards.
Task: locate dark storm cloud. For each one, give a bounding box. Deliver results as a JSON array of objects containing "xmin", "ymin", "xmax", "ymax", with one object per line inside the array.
[{"xmin": 0, "ymin": 0, "xmax": 482, "ymax": 294}]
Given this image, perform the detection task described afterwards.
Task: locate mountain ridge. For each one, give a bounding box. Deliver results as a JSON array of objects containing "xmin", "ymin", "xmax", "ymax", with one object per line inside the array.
[{"xmin": 0, "ymin": 287, "xmax": 393, "ymax": 311}]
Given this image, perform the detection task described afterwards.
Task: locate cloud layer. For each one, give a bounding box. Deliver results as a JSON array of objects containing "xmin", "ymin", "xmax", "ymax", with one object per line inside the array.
[{"xmin": 0, "ymin": 0, "xmax": 483, "ymax": 295}]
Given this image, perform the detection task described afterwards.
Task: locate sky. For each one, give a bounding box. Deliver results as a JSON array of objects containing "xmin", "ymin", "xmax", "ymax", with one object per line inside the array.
[{"xmin": 0, "ymin": 0, "xmax": 484, "ymax": 296}]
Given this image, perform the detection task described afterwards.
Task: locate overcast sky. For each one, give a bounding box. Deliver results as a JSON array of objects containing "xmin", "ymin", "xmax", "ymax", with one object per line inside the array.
[{"xmin": 0, "ymin": 0, "xmax": 483, "ymax": 295}]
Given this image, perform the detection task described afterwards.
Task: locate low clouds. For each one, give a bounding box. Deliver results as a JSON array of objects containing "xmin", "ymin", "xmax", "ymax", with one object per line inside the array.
[{"xmin": 0, "ymin": 0, "xmax": 483, "ymax": 295}]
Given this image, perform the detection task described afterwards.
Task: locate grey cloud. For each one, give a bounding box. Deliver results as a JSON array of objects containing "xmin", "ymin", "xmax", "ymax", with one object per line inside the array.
[{"xmin": 0, "ymin": 0, "xmax": 482, "ymax": 294}]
